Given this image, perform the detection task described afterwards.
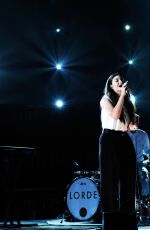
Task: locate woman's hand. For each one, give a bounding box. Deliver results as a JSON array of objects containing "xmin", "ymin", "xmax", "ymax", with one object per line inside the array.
[{"xmin": 120, "ymin": 81, "xmax": 128, "ymax": 97}]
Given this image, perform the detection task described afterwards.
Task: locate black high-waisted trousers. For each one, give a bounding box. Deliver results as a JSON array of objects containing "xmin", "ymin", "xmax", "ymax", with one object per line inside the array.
[
  {"xmin": 99, "ymin": 129, "xmax": 137, "ymax": 230},
  {"xmin": 99, "ymin": 129, "xmax": 136, "ymax": 212}
]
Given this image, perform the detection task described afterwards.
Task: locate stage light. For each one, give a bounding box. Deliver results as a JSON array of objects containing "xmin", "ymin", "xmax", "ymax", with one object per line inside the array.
[
  {"xmin": 55, "ymin": 99, "xmax": 64, "ymax": 109},
  {"xmin": 56, "ymin": 64, "xmax": 62, "ymax": 70},
  {"xmin": 128, "ymin": 59, "xmax": 134, "ymax": 65},
  {"xmin": 56, "ymin": 28, "xmax": 60, "ymax": 33},
  {"xmin": 125, "ymin": 24, "xmax": 131, "ymax": 31}
]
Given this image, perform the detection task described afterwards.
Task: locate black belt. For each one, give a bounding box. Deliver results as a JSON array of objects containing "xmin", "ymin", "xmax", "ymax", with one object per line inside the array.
[{"xmin": 102, "ymin": 128, "xmax": 127, "ymax": 136}]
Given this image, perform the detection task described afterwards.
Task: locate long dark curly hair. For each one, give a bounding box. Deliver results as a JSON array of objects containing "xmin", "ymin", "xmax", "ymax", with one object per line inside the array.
[{"xmin": 103, "ymin": 72, "xmax": 136, "ymax": 123}]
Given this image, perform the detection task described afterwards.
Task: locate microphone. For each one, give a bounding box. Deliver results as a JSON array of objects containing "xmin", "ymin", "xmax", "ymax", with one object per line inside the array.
[
  {"xmin": 122, "ymin": 81, "xmax": 128, "ymax": 88},
  {"xmin": 121, "ymin": 81, "xmax": 129, "ymax": 93}
]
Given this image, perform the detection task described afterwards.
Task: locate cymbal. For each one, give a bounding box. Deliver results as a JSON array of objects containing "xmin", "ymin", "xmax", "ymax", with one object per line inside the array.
[
  {"xmin": 143, "ymin": 153, "xmax": 149, "ymax": 160},
  {"xmin": 143, "ymin": 159, "xmax": 150, "ymax": 164}
]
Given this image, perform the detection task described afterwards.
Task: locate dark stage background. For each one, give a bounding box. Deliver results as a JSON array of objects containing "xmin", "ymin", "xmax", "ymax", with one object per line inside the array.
[
  {"xmin": 0, "ymin": 0, "xmax": 150, "ymax": 222},
  {"xmin": 0, "ymin": 104, "xmax": 100, "ymax": 220}
]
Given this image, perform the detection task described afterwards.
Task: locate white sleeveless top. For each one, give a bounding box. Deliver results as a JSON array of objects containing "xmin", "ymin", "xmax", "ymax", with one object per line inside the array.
[{"xmin": 100, "ymin": 95, "xmax": 129, "ymax": 132}]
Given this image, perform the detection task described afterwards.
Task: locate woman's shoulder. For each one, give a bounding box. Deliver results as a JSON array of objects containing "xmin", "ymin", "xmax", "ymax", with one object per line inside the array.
[
  {"xmin": 100, "ymin": 95, "xmax": 112, "ymax": 106},
  {"xmin": 100, "ymin": 95, "xmax": 112, "ymax": 102}
]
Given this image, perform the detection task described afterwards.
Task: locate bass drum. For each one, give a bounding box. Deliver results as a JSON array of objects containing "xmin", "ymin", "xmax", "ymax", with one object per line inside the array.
[{"xmin": 66, "ymin": 177, "xmax": 100, "ymax": 220}]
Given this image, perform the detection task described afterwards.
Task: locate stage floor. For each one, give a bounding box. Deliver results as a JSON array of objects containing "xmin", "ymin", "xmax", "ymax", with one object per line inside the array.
[{"xmin": 0, "ymin": 218, "xmax": 150, "ymax": 230}]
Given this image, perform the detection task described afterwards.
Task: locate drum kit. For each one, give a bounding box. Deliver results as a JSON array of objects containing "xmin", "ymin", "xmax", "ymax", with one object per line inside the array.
[
  {"xmin": 136, "ymin": 153, "xmax": 150, "ymax": 221},
  {"xmin": 64, "ymin": 156, "xmax": 150, "ymax": 223},
  {"xmin": 65, "ymin": 169, "xmax": 101, "ymax": 222}
]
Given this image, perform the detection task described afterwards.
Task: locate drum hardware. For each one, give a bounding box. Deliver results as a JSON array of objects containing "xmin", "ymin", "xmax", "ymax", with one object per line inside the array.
[
  {"xmin": 135, "ymin": 198, "xmax": 150, "ymax": 224},
  {"xmin": 143, "ymin": 159, "xmax": 150, "ymax": 166},
  {"xmin": 134, "ymin": 195, "xmax": 150, "ymax": 223},
  {"xmin": 73, "ymin": 170, "xmax": 100, "ymax": 179},
  {"xmin": 72, "ymin": 160, "xmax": 80, "ymax": 170},
  {"xmin": 135, "ymin": 198, "xmax": 143, "ymax": 222},
  {"xmin": 135, "ymin": 156, "xmax": 150, "ymax": 223}
]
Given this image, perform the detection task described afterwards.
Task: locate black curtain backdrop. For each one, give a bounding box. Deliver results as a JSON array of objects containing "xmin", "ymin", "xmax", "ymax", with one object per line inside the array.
[{"xmin": 0, "ymin": 104, "xmax": 100, "ymax": 220}]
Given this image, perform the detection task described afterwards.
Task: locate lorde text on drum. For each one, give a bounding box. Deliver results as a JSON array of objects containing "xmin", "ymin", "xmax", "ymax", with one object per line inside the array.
[
  {"xmin": 66, "ymin": 177, "xmax": 100, "ymax": 221},
  {"xmin": 99, "ymin": 73, "xmax": 138, "ymax": 230}
]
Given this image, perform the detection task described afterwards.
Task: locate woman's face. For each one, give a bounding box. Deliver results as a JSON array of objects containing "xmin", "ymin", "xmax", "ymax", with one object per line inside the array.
[{"xmin": 110, "ymin": 75, "xmax": 123, "ymax": 95}]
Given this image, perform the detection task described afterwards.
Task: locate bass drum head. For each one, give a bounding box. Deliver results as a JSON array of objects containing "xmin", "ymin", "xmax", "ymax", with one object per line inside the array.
[{"xmin": 66, "ymin": 177, "xmax": 100, "ymax": 220}]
